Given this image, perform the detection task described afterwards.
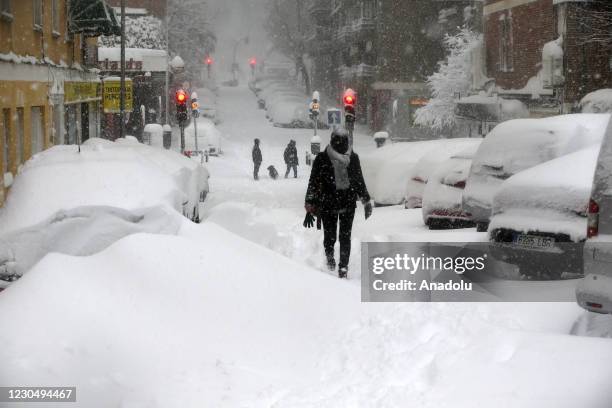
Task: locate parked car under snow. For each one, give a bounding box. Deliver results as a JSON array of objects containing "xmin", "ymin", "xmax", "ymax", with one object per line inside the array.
[
  {"xmin": 463, "ymin": 114, "xmax": 610, "ymax": 232},
  {"xmin": 489, "ymin": 146, "xmax": 600, "ymax": 279},
  {"xmin": 421, "ymin": 141, "xmax": 482, "ymax": 229},
  {"xmin": 405, "ymin": 138, "xmax": 483, "ymax": 209}
]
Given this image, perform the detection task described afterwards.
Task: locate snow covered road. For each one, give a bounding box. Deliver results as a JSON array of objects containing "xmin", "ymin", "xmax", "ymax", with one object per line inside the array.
[{"xmin": 1, "ymin": 84, "xmax": 612, "ymax": 408}]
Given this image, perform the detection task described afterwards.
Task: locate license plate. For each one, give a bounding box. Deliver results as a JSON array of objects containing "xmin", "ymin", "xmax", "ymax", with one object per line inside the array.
[{"xmin": 514, "ymin": 234, "xmax": 555, "ymax": 249}]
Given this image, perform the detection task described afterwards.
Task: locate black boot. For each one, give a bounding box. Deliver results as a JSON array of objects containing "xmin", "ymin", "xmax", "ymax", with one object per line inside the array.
[
  {"xmin": 326, "ymin": 255, "xmax": 336, "ymax": 271},
  {"xmin": 338, "ymin": 266, "xmax": 348, "ymax": 279}
]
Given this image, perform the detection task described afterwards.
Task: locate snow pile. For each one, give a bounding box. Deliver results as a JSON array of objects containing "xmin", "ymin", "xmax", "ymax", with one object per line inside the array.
[
  {"xmin": 2, "ymin": 220, "xmax": 612, "ymax": 407},
  {"xmin": 463, "ymin": 114, "xmax": 610, "ymax": 221},
  {"xmin": 490, "ymin": 146, "xmax": 600, "ymax": 241},
  {"xmin": 405, "ymin": 138, "xmax": 482, "ymax": 208},
  {"xmin": 0, "ymin": 223, "xmax": 359, "ymax": 407},
  {"xmin": 0, "ymin": 206, "xmax": 182, "ymax": 279},
  {"xmin": 581, "ymin": 89, "xmax": 612, "ymax": 113}
]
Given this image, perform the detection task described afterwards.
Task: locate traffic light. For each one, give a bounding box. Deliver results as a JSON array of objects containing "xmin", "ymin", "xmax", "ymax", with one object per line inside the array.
[
  {"xmin": 343, "ymin": 88, "xmax": 356, "ymax": 128},
  {"xmin": 205, "ymin": 56, "xmax": 213, "ymax": 66},
  {"xmin": 249, "ymin": 57, "xmax": 257, "ymax": 75},
  {"xmin": 175, "ymin": 89, "xmax": 189, "ymax": 124},
  {"xmin": 191, "ymin": 91, "xmax": 199, "ymax": 118}
]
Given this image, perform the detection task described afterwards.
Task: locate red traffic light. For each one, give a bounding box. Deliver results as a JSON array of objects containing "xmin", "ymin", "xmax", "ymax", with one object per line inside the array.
[
  {"xmin": 176, "ymin": 89, "xmax": 187, "ymax": 104},
  {"xmin": 205, "ymin": 57, "xmax": 213, "ymax": 65},
  {"xmin": 343, "ymin": 89, "xmax": 356, "ymax": 106},
  {"xmin": 249, "ymin": 57, "xmax": 257, "ymax": 67}
]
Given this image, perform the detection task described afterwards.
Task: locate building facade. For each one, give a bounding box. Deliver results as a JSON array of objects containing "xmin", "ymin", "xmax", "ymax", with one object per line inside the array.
[
  {"xmin": 0, "ymin": 0, "xmax": 118, "ymax": 205},
  {"xmin": 483, "ymin": 0, "xmax": 611, "ymax": 116},
  {"xmin": 306, "ymin": 0, "xmax": 480, "ymax": 138}
]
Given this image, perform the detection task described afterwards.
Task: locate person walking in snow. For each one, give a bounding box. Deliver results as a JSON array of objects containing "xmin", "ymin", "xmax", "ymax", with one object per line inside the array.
[
  {"xmin": 252, "ymin": 138, "xmax": 262, "ymax": 180},
  {"xmin": 304, "ymin": 128, "xmax": 373, "ymax": 278},
  {"xmin": 284, "ymin": 140, "xmax": 299, "ymax": 178}
]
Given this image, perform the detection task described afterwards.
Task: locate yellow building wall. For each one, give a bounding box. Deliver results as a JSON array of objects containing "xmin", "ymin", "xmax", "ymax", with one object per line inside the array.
[
  {"xmin": 0, "ymin": 0, "xmax": 100, "ymax": 206},
  {"xmin": 0, "ymin": 0, "xmax": 83, "ymax": 65}
]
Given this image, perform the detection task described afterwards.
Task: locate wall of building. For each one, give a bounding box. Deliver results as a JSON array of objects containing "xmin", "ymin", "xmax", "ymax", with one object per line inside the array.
[
  {"xmin": 0, "ymin": 0, "xmax": 101, "ymax": 206},
  {"xmin": 484, "ymin": 0, "xmax": 555, "ymax": 91},
  {"xmin": 563, "ymin": 2, "xmax": 611, "ymax": 107}
]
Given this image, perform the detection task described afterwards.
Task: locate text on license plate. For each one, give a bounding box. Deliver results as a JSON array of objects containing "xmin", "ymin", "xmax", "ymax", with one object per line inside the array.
[{"xmin": 515, "ymin": 234, "xmax": 555, "ymax": 248}]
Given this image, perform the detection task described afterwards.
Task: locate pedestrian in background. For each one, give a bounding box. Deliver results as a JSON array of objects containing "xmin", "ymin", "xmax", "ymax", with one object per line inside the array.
[
  {"xmin": 284, "ymin": 140, "xmax": 299, "ymax": 178},
  {"xmin": 252, "ymin": 138, "xmax": 262, "ymax": 180},
  {"xmin": 304, "ymin": 128, "xmax": 373, "ymax": 278}
]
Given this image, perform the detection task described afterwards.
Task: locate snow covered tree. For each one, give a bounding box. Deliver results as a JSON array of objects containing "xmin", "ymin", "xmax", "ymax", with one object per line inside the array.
[
  {"xmin": 98, "ymin": 15, "xmax": 166, "ymax": 50},
  {"xmin": 167, "ymin": 0, "xmax": 217, "ymax": 80},
  {"xmin": 265, "ymin": 0, "xmax": 311, "ymax": 94},
  {"xmin": 414, "ymin": 27, "xmax": 482, "ymax": 131}
]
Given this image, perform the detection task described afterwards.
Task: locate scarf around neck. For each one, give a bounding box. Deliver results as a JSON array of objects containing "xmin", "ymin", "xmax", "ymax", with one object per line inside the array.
[{"xmin": 326, "ymin": 145, "xmax": 352, "ymax": 190}]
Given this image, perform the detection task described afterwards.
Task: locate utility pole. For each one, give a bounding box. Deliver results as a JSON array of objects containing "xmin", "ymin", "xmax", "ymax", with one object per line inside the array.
[
  {"xmin": 120, "ymin": 0, "xmax": 126, "ymax": 138},
  {"xmin": 164, "ymin": 0, "xmax": 170, "ymax": 125}
]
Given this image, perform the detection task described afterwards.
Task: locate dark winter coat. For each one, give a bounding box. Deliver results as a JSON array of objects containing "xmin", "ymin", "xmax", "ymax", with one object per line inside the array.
[
  {"xmin": 305, "ymin": 150, "xmax": 370, "ymax": 213},
  {"xmin": 284, "ymin": 145, "xmax": 299, "ymax": 165},
  {"xmin": 252, "ymin": 145, "xmax": 262, "ymax": 164}
]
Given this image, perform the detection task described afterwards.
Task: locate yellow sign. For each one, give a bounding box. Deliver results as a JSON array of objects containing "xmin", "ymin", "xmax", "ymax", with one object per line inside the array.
[
  {"xmin": 65, "ymin": 82, "xmax": 100, "ymax": 104},
  {"xmin": 103, "ymin": 79, "xmax": 133, "ymax": 114}
]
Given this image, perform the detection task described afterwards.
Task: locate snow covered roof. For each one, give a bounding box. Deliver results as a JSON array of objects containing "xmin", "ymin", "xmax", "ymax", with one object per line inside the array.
[{"xmin": 98, "ymin": 47, "xmax": 167, "ymax": 72}]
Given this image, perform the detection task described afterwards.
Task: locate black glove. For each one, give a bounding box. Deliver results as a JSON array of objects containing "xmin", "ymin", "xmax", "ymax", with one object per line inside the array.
[
  {"xmin": 364, "ymin": 201, "xmax": 373, "ymax": 220},
  {"xmin": 303, "ymin": 212, "xmax": 316, "ymax": 228}
]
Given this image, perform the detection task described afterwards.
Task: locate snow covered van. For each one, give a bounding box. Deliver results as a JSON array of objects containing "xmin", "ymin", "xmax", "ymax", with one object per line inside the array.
[{"xmin": 577, "ymin": 116, "xmax": 612, "ymax": 313}]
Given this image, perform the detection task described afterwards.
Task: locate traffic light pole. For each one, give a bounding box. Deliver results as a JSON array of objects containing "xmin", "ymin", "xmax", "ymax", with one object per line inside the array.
[{"xmin": 180, "ymin": 124, "xmax": 185, "ymax": 153}]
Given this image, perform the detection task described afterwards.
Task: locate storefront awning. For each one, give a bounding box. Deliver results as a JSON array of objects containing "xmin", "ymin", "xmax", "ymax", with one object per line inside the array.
[{"xmin": 68, "ymin": 0, "xmax": 120, "ymax": 37}]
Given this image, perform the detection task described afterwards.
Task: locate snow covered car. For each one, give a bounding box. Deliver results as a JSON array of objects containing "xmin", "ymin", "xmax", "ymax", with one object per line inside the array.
[
  {"xmin": 185, "ymin": 117, "xmax": 223, "ymax": 156},
  {"xmin": 421, "ymin": 141, "xmax": 482, "ymax": 229},
  {"xmin": 361, "ymin": 140, "xmax": 447, "ymax": 206},
  {"xmin": 577, "ymin": 117, "xmax": 612, "ymax": 313},
  {"xmin": 0, "ymin": 141, "xmax": 203, "ymax": 235},
  {"xmin": 405, "ymin": 138, "xmax": 483, "ymax": 209},
  {"xmin": 463, "ymin": 114, "xmax": 610, "ymax": 232},
  {"xmin": 489, "ymin": 146, "xmax": 600, "ymax": 279}
]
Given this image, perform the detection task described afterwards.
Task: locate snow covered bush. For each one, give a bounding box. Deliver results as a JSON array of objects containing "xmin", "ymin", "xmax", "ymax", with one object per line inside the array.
[
  {"xmin": 99, "ymin": 15, "xmax": 166, "ymax": 50},
  {"xmin": 415, "ymin": 27, "xmax": 483, "ymax": 131}
]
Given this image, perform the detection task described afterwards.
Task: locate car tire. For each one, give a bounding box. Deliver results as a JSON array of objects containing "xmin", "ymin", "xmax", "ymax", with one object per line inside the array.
[{"xmin": 476, "ymin": 222, "xmax": 489, "ymax": 232}]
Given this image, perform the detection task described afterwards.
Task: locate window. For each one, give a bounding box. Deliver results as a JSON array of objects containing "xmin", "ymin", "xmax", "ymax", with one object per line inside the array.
[
  {"xmin": 30, "ymin": 107, "xmax": 44, "ymax": 155},
  {"xmin": 363, "ymin": 0, "xmax": 375, "ymax": 19},
  {"xmin": 52, "ymin": 0, "xmax": 60, "ymax": 34},
  {"xmin": 15, "ymin": 108, "xmax": 24, "ymax": 165},
  {"xmin": 33, "ymin": 0, "xmax": 43, "ymax": 29},
  {"xmin": 2, "ymin": 109, "xmax": 9, "ymax": 176},
  {"xmin": 499, "ymin": 13, "xmax": 514, "ymax": 72},
  {"xmin": 1, "ymin": 0, "xmax": 12, "ymax": 21}
]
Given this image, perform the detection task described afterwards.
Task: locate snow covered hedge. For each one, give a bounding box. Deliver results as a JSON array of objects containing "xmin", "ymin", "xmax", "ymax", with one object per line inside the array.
[
  {"xmin": 581, "ymin": 89, "xmax": 612, "ymax": 113},
  {"xmin": 99, "ymin": 15, "xmax": 166, "ymax": 50}
]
